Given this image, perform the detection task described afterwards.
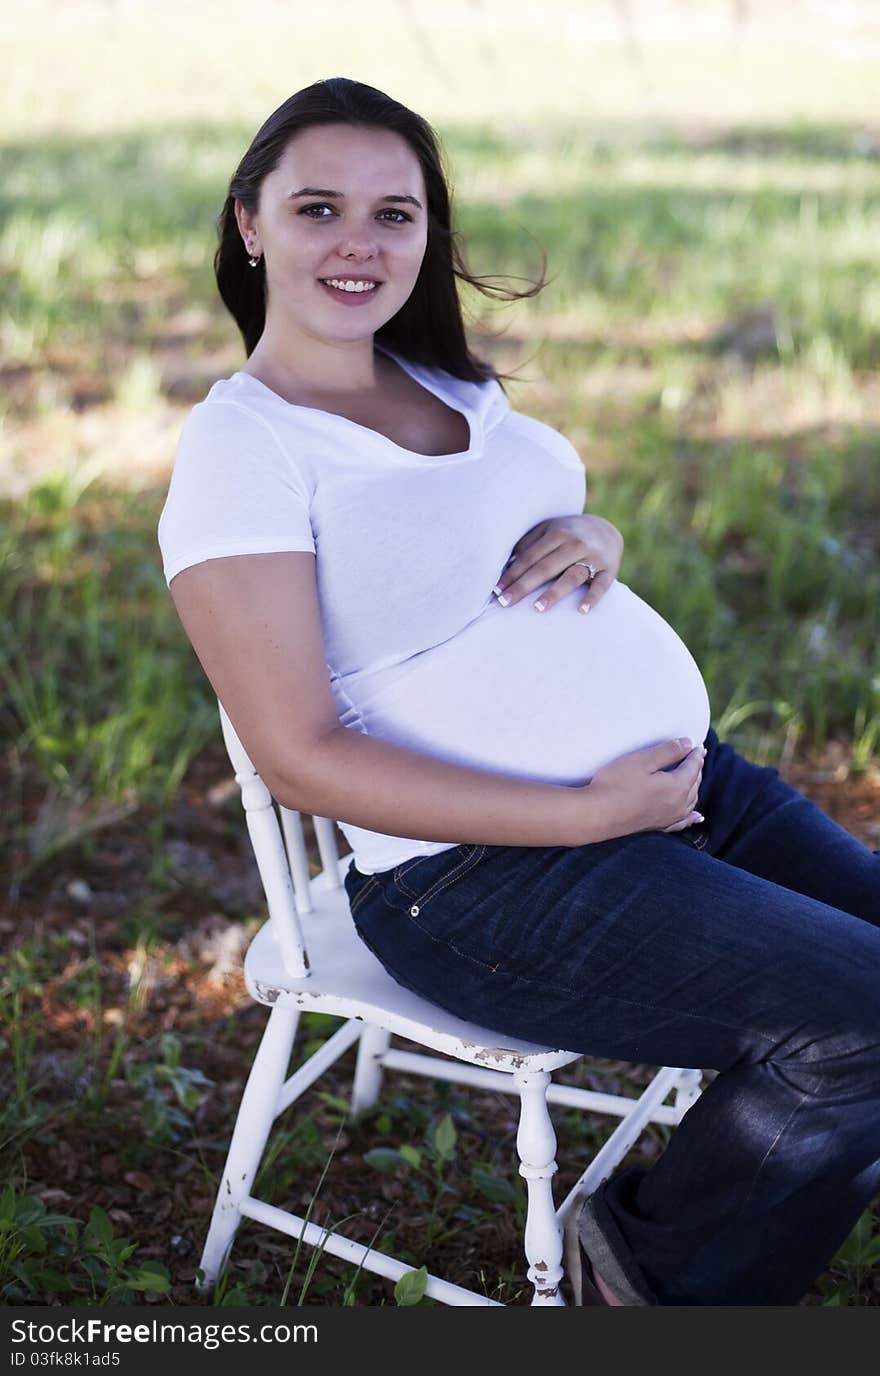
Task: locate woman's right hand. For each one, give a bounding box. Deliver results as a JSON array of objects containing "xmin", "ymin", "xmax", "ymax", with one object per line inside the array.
[{"xmin": 577, "ymin": 737, "xmax": 706, "ymax": 842}]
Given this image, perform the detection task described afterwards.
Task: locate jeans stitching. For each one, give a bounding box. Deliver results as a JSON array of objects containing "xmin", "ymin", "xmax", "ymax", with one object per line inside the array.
[
  {"xmin": 393, "ymin": 845, "xmax": 482, "ymax": 902},
  {"xmin": 374, "ymin": 883, "xmax": 502, "ymax": 973},
  {"xmin": 394, "ymin": 845, "xmax": 487, "ymax": 907},
  {"xmin": 346, "ymin": 873, "xmax": 382, "ymax": 915},
  {"xmin": 392, "ymin": 856, "xmax": 433, "ymax": 898}
]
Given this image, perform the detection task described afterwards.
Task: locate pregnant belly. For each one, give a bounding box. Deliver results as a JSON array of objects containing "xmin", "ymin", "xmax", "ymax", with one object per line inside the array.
[{"xmin": 353, "ymin": 579, "xmax": 711, "ymax": 786}]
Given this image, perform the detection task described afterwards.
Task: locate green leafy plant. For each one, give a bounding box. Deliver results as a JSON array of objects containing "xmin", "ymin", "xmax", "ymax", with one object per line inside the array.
[
  {"xmin": 79, "ymin": 1205, "xmax": 171, "ymax": 1302},
  {"xmin": 125, "ymin": 1033, "xmax": 213, "ymax": 1143},
  {"xmin": 0, "ymin": 1187, "xmax": 170, "ymax": 1304},
  {"xmin": 822, "ymin": 1209, "xmax": 880, "ymax": 1306},
  {"xmin": 394, "ymin": 1264, "xmax": 428, "ymax": 1306},
  {"xmin": 364, "ymin": 1111, "xmax": 461, "ymax": 1247},
  {"xmin": 0, "ymin": 1186, "xmax": 80, "ymax": 1300}
]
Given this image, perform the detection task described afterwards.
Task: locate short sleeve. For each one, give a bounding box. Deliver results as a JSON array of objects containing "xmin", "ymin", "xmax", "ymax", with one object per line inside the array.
[{"xmin": 157, "ymin": 398, "xmax": 316, "ymax": 587}]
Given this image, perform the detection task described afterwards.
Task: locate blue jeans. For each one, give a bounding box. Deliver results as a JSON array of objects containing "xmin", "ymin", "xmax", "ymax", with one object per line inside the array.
[{"xmin": 343, "ymin": 727, "xmax": 880, "ymax": 1305}]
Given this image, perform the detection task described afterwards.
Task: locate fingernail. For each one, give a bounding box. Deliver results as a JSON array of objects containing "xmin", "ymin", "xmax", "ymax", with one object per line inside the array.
[
  {"xmin": 579, "ymin": 603, "xmax": 590, "ymax": 614},
  {"xmin": 694, "ymin": 813, "xmax": 704, "ymax": 823},
  {"xmin": 497, "ymin": 594, "xmax": 510, "ymax": 606},
  {"xmin": 533, "ymin": 600, "xmax": 546, "ymax": 612},
  {"xmin": 492, "ymin": 583, "xmax": 503, "ymax": 596}
]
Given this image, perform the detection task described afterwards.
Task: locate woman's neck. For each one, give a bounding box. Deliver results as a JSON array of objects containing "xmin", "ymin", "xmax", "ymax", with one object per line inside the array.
[{"xmin": 245, "ymin": 325, "xmax": 384, "ymax": 399}]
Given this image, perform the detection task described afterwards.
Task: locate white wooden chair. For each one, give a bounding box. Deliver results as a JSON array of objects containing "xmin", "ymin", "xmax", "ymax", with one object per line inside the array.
[{"xmin": 197, "ymin": 700, "xmax": 703, "ymax": 1306}]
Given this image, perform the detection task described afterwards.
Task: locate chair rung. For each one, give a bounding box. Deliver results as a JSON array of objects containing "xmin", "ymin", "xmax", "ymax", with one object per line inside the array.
[
  {"xmin": 380, "ymin": 1048, "xmax": 681, "ymax": 1124},
  {"xmin": 238, "ymin": 1196, "xmax": 503, "ymax": 1306},
  {"xmin": 275, "ymin": 1021, "xmax": 363, "ymax": 1116}
]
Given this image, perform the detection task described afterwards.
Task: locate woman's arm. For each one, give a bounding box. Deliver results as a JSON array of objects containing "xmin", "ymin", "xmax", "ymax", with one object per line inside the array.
[
  {"xmin": 290, "ymin": 723, "xmax": 593, "ymax": 848},
  {"xmin": 293, "ymin": 726, "xmax": 703, "ymax": 847}
]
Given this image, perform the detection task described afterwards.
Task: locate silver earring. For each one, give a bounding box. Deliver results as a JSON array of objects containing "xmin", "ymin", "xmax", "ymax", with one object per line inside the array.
[{"xmin": 248, "ymin": 255, "xmax": 259, "ymax": 267}]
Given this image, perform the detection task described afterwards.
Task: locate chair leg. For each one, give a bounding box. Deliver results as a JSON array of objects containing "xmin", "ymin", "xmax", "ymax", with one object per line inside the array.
[
  {"xmin": 514, "ymin": 1068, "xmax": 565, "ymax": 1306},
  {"xmin": 350, "ymin": 1023, "xmax": 391, "ymax": 1116},
  {"xmin": 197, "ymin": 1004, "xmax": 300, "ymax": 1290},
  {"xmin": 672, "ymin": 1066, "xmax": 703, "ymax": 1122}
]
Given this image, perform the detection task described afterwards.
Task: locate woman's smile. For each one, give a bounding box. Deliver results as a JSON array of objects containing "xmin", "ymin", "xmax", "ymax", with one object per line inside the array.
[{"xmin": 318, "ymin": 277, "xmax": 385, "ymax": 306}]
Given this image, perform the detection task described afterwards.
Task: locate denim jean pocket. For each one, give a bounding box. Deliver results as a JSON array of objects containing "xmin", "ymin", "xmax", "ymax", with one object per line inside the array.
[
  {"xmin": 391, "ymin": 844, "xmax": 488, "ymax": 915},
  {"xmin": 343, "ymin": 865, "xmax": 382, "ymax": 916}
]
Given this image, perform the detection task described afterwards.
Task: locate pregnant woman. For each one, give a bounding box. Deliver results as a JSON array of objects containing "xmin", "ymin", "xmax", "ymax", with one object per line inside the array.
[{"xmin": 157, "ymin": 78, "xmax": 880, "ymax": 1306}]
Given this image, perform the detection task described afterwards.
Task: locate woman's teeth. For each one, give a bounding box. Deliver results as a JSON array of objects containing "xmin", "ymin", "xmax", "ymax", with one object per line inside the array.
[{"xmin": 322, "ymin": 279, "xmax": 377, "ymax": 293}]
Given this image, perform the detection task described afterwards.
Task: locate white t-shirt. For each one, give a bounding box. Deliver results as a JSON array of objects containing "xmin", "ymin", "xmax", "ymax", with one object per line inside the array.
[{"xmin": 158, "ymin": 343, "xmax": 710, "ymax": 874}]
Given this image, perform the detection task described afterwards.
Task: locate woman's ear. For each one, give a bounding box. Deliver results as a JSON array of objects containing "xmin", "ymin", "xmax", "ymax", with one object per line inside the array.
[{"xmin": 233, "ymin": 198, "xmax": 258, "ymax": 249}]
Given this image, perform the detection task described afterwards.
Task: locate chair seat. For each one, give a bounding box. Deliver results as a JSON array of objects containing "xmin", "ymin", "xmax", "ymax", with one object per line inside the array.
[{"xmin": 244, "ymin": 878, "xmax": 581, "ymax": 1074}]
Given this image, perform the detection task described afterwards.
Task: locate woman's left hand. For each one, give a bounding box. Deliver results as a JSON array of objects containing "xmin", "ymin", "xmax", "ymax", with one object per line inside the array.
[{"xmin": 492, "ymin": 513, "xmax": 624, "ymax": 615}]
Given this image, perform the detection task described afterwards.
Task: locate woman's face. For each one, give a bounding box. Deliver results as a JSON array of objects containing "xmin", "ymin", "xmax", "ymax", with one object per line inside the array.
[{"xmin": 237, "ymin": 123, "xmax": 429, "ymax": 346}]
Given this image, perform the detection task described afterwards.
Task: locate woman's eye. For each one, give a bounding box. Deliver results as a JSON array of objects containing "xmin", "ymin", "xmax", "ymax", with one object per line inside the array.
[{"xmin": 299, "ymin": 204, "xmax": 411, "ymax": 223}]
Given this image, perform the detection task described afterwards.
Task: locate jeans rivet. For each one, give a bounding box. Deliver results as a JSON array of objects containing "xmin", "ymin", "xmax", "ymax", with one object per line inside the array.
[{"xmin": 410, "ymin": 905, "xmax": 420, "ymax": 916}]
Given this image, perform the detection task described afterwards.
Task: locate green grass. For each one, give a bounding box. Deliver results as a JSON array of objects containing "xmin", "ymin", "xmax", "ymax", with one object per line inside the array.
[{"xmin": 1, "ymin": 2, "xmax": 879, "ymax": 1308}]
